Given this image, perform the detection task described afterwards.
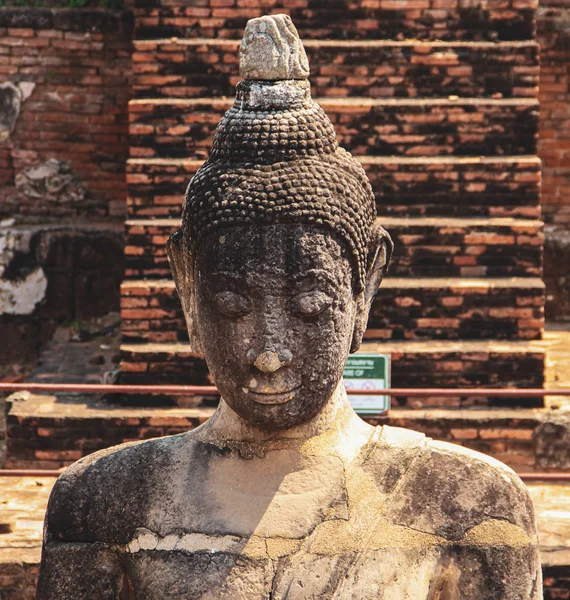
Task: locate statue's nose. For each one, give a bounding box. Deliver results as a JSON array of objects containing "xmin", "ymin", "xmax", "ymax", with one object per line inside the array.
[{"xmin": 248, "ymin": 349, "xmax": 293, "ymax": 373}]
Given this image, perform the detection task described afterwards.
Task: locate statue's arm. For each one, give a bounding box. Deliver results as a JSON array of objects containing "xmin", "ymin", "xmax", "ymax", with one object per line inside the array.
[
  {"xmin": 36, "ymin": 472, "xmax": 125, "ymax": 600},
  {"xmin": 394, "ymin": 440, "xmax": 543, "ymax": 600},
  {"xmin": 430, "ymin": 472, "xmax": 543, "ymax": 600},
  {"xmin": 37, "ymin": 539, "xmax": 124, "ymax": 600},
  {"xmin": 430, "ymin": 543, "xmax": 542, "ymax": 600}
]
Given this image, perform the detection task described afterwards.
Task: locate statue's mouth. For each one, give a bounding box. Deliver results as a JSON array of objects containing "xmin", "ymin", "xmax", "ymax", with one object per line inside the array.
[{"xmin": 247, "ymin": 386, "xmax": 301, "ymax": 405}]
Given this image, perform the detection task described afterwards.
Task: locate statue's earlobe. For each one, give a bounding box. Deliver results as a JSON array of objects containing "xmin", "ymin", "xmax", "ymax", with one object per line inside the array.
[
  {"xmin": 167, "ymin": 231, "xmax": 204, "ymax": 354},
  {"xmin": 350, "ymin": 223, "xmax": 393, "ymax": 353}
]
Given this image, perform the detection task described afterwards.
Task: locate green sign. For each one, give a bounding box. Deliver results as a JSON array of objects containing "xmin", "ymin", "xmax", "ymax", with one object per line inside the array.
[{"xmin": 343, "ymin": 353, "xmax": 390, "ymax": 414}]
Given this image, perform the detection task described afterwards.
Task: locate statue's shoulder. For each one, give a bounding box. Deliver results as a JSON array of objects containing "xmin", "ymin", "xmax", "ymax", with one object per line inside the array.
[
  {"xmin": 378, "ymin": 426, "xmax": 536, "ymax": 541},
  {"xmin": 45, "ymin": 433, "xmax": 190, "ymax": 544}
]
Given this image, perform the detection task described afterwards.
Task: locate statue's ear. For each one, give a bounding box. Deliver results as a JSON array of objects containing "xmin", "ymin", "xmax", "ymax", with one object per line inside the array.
[
  {"xmin": 167, "ymin": 231, "xmax": 204, "ymax": 354},
  {"xmin": 350, "ymin": 222, "xmax": 393, "ymax": 353}
]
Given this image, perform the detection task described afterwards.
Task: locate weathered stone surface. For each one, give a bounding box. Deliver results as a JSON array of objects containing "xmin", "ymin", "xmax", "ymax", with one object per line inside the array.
[
  {"xmin": 239, "ymin": 15, "xmax": 309, "ymax": 81},
  {"xmin": 544, "ymin": 225, "xmax": 570, "ymax": 321},
  {"xmin": 1, "ymin": 475, "xmax": 568, "ymax": 599},
  {"xmin": 0, "ymin": 82, "xmax": 23, "ymax": 144},
  {"xmin": 0, "ymin": 222, "xmax": 124, "ymax": 363},
  {"xmin": 15, "ymin": 160, "xmax": 87, "ymax": 206},
  {"xmin": 534, "ymin": 410, "xmax": 570, "ymax": 470},
  {"xmin": 0, "ymin": 221, "xmax": 47, "ymax": 317}
]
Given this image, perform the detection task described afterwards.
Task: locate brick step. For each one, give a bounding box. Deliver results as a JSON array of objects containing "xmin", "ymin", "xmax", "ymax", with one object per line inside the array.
[
  {"xmin": 118, "ymin": 339, "xmax": 545, "ymax": 407},
  {"xmin": 4, "ymin": 394, "xmax": 562, "ymax": 471},
  {"xmin": 0, "ymin": 401, "xmax": 554, "ymax": 470},
  {"xmin": 121, "ymin": 277, "xmax": 545, "ymax": 345},
  {"xmin": 129, "ymin": 97, "xmax": 539, "ymax": 159},
  {"xmin": 123, "ymin": 217, "xmax": 544, "ymax": 279},
  {"xmin": 132, "ymin": 39, "xmax": 539, "ymax": 100},
  {"xmin": 132, "ymin": 0, "xmax": 537, "ymax": 43},
  {"xmin": 2, "ymin": 400, "xmax": 554, "ymax": 473},
  {"xmin": 126, "ymin": 156, "xmax": 541, "ymax": 220}
]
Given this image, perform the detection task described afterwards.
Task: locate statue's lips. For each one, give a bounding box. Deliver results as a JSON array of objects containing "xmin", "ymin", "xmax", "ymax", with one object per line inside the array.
[{"xmin": 248, "ymin": 386, "xmax": 301, "ymax": 405}]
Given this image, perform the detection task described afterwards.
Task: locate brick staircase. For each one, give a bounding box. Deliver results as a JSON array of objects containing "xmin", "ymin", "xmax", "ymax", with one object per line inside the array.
[
  {"xmin": 6, "ymin": 0, "xmax": 554, "ymax": 469},
  {"xmin": 120, "ymin": 0, "xmax": 546, "ymax": 409}
]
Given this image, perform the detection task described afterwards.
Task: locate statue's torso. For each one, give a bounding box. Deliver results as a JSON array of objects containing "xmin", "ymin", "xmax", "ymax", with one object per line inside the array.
[{"xmin": 42, "ymin": 425, "xmax": 540, "ymax": 600}]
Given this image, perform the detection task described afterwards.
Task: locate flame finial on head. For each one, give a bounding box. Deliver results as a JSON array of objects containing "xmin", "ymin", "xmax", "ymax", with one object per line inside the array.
[{"xmin": 239, "ymin": 14, "xmax": 310, "ymax": 81}]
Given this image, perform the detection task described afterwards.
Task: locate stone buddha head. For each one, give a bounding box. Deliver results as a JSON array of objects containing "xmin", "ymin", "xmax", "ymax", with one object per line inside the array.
[{"xmin": 168, "ymin": 14, "xmax": 393, "ymax": 431}]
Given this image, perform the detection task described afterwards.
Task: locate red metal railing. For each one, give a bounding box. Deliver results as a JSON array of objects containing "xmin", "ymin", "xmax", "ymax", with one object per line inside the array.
[
  {"xmin": 1, "ymin": 383, "xmax": 570, "ymax": 397},
  {"xmin": 0, "ymin": 470, "xmax": 569, "ymax": 481}
]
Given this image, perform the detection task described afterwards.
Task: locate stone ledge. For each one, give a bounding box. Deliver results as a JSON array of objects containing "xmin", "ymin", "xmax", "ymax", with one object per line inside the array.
[
  {"xmin": 136, "ymin": 39, "xmax": 540, "ymax": 49},
  {"xmin": 128, "ymin": 97, "xmax": 539, "ymax": 159},
  {"xmin": 129, "ymin": 97, "xmax": 539, "ymax": 107},
  {"xmin": 122, "ymin": 276, "xmax": 546, "ymax": 290}
]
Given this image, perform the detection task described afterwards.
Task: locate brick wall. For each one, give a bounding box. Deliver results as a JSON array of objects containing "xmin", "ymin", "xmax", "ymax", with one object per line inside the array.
[
  {"xmin": 132, "ymin": 39, "xmax": 539, "ymax": 100},
  {"xmin": 134, "ymin": 0, "xmax": 538, "ymax": 42},
  {"xmin": 0, "ymin": 8, "xmax": 133, "ymax": 218},
  {"xmin": 0, "ymin": 549, "xmax": 38, "ymax": 600},
  {"xmin": 537, "ymin": 0, "xmax": 570, "ymax": 226},
  {"xmin": 129, "ymin": 97, "xmax": 539, "ymax": 159}
]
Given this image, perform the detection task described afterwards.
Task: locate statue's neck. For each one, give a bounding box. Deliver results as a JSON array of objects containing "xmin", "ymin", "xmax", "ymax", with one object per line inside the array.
[{"xmin": 203, "ymin": 384, "xmax": 358, "ymax": 443}]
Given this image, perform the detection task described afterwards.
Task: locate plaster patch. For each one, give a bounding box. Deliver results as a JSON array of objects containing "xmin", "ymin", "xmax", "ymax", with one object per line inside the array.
[
  {"xmin": 18, "ymin": 82, "xmax": 35, "ymax": 101},
  {"xmin": 0, "ymin": 267, "xmax": 47, "ymax": 315},
  {"xmin": 127, "ymin": 528, "xmax": 244, "ymax": 556}
]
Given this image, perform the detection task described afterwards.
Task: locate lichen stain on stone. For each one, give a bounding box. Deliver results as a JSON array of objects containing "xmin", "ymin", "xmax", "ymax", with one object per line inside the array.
[
  {"xmin": 265, "ymin": 537, "xmax": 301, "ymax": 559},
  {"xmin": 461, "ymin": 519, "xmax": 536, "ymax": 548}
]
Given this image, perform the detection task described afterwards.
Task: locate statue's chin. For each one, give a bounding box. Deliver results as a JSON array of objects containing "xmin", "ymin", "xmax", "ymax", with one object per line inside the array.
[{"xmin": 220, "ymin": 385, "xmax": 337, "ymax": 431}]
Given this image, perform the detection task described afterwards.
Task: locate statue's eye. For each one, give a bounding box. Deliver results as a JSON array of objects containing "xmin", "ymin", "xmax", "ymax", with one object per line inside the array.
[
  {"xmin": 213, "ymin": 291, "xmax": 251, "ymax": 318},
  {"xmin": 292, "ymin": 291, "xmax": 332, "ymax": 318}
]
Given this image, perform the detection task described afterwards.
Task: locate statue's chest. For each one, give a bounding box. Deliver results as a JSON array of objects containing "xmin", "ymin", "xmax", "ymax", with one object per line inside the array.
[
  {"xmin": 122, "ymin": 445, "xmax": 441, "ymax": 598},
  {"xmin": 141, "ymin": 448, "xmax": 350, "ymax": 539}
]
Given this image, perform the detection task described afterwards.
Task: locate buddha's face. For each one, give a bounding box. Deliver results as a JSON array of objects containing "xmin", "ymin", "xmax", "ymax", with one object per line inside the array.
[{"xmin": 194, "ymin": 224, "xmax": 357, "ymax": 430}]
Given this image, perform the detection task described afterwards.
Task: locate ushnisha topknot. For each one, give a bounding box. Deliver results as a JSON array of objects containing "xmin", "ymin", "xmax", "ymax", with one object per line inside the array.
[{"xmin": 179, "ymin": 14, "xmax": 378, "ymax": 293}]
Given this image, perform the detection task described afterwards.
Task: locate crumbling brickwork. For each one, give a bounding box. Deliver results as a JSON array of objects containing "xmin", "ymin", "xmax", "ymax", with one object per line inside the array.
[
  {"xmin": 537, "ymin": 0, "xmax": 570, "ymax": 226},
  {"xmin": 0, "ymin": 8, "xmax": 132, "ymax": 218}
]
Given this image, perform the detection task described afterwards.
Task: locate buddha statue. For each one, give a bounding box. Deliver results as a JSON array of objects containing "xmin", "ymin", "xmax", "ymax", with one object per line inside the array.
[{"xmin": 37, "ymin": 14, "xmax": 542, "ymax": 600}]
